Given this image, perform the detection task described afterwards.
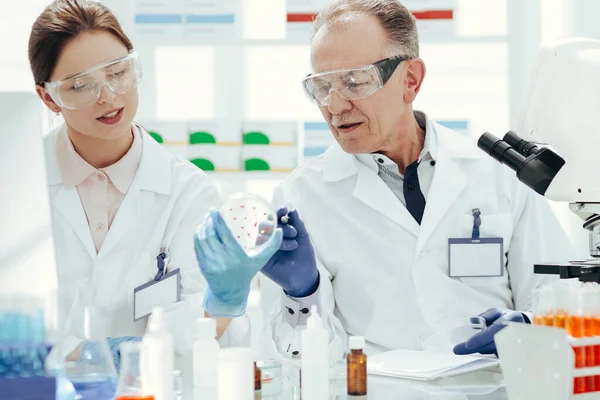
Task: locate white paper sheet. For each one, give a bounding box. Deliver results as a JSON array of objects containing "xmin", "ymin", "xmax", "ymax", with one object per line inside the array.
[{"xmin": 367, "ymin": 349, "xmax": 499, "ymax": 381}]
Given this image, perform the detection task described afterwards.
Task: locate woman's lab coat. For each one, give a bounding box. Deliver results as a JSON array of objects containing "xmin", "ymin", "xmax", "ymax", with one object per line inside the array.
[
  {"xmin": 260, "ymin": 119, "xmax": 573, "ymax": 360},
  {"xmin": 44, "ymin": 124, "xmax": 248, "ymax": 356}
]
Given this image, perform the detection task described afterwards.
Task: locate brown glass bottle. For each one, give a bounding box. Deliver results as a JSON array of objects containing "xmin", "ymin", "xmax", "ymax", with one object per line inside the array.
[
  {"xmin": 347, "ymin": 336, "xmax": 367, "ymax": 396},
  {"xmin": 254, "ymin": 362, "xmax": 262, "ymax": 391}
]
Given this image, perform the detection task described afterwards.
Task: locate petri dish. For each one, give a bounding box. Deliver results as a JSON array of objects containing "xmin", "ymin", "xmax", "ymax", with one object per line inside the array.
[{"xmin": 219, "ymin": 193, "xmax": 278, "ymax": 257}]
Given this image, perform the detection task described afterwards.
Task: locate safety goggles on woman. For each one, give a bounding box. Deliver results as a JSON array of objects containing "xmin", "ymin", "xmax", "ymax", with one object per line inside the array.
[
  {"xmin": 44, "ymin": 51, "xmax": 142, "ymax": 110},
  {"xmin": 301, "ymin": 55, "xmax": 411, "ymax": 106}
]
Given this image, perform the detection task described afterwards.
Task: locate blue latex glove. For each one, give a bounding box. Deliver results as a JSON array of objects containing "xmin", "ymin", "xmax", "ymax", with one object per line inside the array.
[
  {"xmin": 453, "ymin": 308, "xmax": 526, "ymax": 355},
  {"xmin": 80, "ymin": 336, "xmax": 141, "ymax": 372},
  {"xmin": 194, "ymin": 208, "xmax": 283, "ymax": 317},
  {"xmin": 260, "ymin": 207, "xmax": 320, "ymax": 298}
]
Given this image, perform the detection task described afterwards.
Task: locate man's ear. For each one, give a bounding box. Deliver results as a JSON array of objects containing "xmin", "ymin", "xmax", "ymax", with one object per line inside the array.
[{"xmin": 403, "ymin": 58, "xmax": 426, "ymax": 103}]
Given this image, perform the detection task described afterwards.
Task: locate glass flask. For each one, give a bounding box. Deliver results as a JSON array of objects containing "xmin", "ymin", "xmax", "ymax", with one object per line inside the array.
[
  {"xmin": 46, "ymin": 281, "xmax": 117, "ymax": 400},
  {"xmin": 115, "ymin": 341, "xmax": 154, "ymax": 400}
]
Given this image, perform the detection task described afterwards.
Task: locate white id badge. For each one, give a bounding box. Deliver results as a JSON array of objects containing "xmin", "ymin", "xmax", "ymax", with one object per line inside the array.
[
  {"xmin": 448, "ymin": 238, "xmax": 504, "ymax": 278},
  {"xmin": 133, "ymin": 268, "xmax": 181, "ymax": 321}
]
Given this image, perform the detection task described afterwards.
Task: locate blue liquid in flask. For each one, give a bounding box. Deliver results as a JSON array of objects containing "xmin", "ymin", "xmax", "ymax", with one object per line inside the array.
[{"xmin": 71, "ymin": 376, "xmax": 117, "ymax": 400}]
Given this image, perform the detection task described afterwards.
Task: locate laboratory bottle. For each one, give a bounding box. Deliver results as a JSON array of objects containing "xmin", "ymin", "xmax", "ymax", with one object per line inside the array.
[
  {"xmin": 217, "ymin": 348, "xmax": 254, "ymax": 400},
  {"xmin": 254, "ymin": 361, "xmax": 261, "ymax": 392},
  {"xmin": 192, "ymin": 318, "xmax": 219, "ymax": 388},
  {"xmin": 347, "ymin": 335, "xmax": 367, "ymax": 396},
  {"xmin": 141, "ymin": 307, "xmax": 173, "ymax": 400},
  {"xmin": 300, "ymin": 305, "xmax": 329, "ymax": 400},
  {"xmin": 252, "ymin": 351, "xmax": 262, "ymax": 400},
  {"xmin": 115, "ymin": 341, "xmax": 154, "ymax": 400},
  {"xmin": 46, "ymin": 282, "xmax": 117, "ymax": 400}
]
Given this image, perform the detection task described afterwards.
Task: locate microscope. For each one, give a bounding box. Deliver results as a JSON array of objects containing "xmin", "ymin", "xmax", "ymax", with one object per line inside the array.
[{"xmin": 477, "ymin": 37, "xmax": 600, "ymax": 282}]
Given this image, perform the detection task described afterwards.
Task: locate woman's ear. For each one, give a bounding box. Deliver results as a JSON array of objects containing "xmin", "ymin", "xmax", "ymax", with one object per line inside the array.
[{"xmin": 36, "ymin": 85, "xmax": 61, "ymax": 114}]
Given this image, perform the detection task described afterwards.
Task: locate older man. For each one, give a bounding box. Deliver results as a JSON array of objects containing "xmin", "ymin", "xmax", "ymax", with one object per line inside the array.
[{"xmin": 194, "ymin": 0, "xmax": 572, "ymax": 359}]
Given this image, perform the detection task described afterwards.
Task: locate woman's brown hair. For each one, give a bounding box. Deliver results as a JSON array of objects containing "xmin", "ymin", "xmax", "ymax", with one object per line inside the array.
[{"xmin": 28, "ymin": 0, "xmax": 133, "ymax": 86}]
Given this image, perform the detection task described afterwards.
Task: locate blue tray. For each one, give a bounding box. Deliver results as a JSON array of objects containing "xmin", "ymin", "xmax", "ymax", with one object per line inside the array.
[{"xmin": 0, "ymin": 375, "xmax": 56, "ymax": 400}]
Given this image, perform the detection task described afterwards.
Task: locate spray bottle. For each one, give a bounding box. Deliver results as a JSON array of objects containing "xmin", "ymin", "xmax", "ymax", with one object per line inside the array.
[{"xmin": 300, "ymin": 305, "xmax": 329, "ymax": 400}]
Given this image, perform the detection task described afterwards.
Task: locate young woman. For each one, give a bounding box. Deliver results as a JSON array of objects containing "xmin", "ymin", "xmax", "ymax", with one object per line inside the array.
[{"xmin": 29, "ymin": 0, "xmax": 247, "ymax": 366}]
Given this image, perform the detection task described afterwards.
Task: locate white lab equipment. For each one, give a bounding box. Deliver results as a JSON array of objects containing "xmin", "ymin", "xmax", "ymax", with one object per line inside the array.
[
  {"xmin": 141, "ymin": 307, "xmax": 174, "ymax": 400},
  {"xmin": 192, "ymin": 318, "xmax": 219, "ymax": 388},
  {"xmin": 479, "ymin": 36, "xmax": 600, "ymax": 269},
  {"xmin": 477, "ymin": 37, "xmax": 600, "ymax": 400},
  {"xmin": 516, "ymin": 38, "xmax": 600, "ymax": 203},
  {"xmin": 300, "ymin": 305, "xmax": 329, "ymax": 400},
  {"xmin": 217, "ymin": 348, "xmax": 254, "ymax": 400}
]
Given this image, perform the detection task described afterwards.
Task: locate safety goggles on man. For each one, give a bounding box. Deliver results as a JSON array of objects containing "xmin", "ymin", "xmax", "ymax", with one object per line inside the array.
[
  {"xmin": 44, "ymin": 52, "xmax": 142, "ymax": 110},
  {"xmin": 301, "ymin": 55, "xmax": 411, "ymax": 106}
]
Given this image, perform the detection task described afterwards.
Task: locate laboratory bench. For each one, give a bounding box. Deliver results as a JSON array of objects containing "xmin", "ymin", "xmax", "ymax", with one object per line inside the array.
[{"xmin": 184, "ymin": 366, "xmax": 507, "ymax": 399}]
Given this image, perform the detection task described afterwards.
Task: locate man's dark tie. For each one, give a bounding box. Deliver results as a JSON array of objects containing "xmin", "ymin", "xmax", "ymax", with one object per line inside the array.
[{"xmin": 404, "ymin": 161, "xmax": 426, "ymax": 224}]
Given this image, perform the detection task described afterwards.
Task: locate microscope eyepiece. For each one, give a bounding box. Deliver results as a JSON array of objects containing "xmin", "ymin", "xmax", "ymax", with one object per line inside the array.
[
  {"xmin": 503, "ymin": 130, "xmax": 540, "ymax": 157},
  {"xmin": 478, "ymin": 132, "xmax": 526, "ymax": 173},
  {"xmin": 477, "ymin": 130, "xmax": 565, "ymax": 197}
]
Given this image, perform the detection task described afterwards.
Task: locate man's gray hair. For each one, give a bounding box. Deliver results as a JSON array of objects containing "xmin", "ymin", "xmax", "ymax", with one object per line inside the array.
[{"xmin": 312, "ymin": 0, "xmax": 419, "ymax": 58}]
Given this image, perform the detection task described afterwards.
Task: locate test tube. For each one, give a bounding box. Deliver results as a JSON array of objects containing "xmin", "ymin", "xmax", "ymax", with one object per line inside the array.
[
  {"xmin": 533, "ymin": 286, "xmax": 553, "ymax": 326},
  {"xmin": 0, "ymin": 295, "xmax": 8, "ymax": 377},
  {"xmin": 594, "ymin": 284, "xmax": 600, "ymax": 391},
  {"xmin": 533, "ymin": 287, "xmax": 547, "ymax": 325},
  {"xmin": 17, "ymin": 296, "xmax": 33, "ymax": 378},
  {"xmin": 7, "ymin": 295, "xmax": 22, "ymax": 378},
  {"xmin": 582, "ymin": 284, "xmax": 596, "ymax": 392},
  {"xmin": 568, "ymin": 283, "xmax": 587, "ymax": 394},
  {"xmin": 30, "ymin": 296, "xmax": 44, "ymax": 377},
  {"xmin": 553, "ymin": 282, "xmax": 569, "ymax": 329}
]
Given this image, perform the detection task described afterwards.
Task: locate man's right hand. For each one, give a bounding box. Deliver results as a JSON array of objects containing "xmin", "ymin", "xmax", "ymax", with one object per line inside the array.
[{"xmin": 260, "ymin": 207, "xmax": 320, "ymax": 298}]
